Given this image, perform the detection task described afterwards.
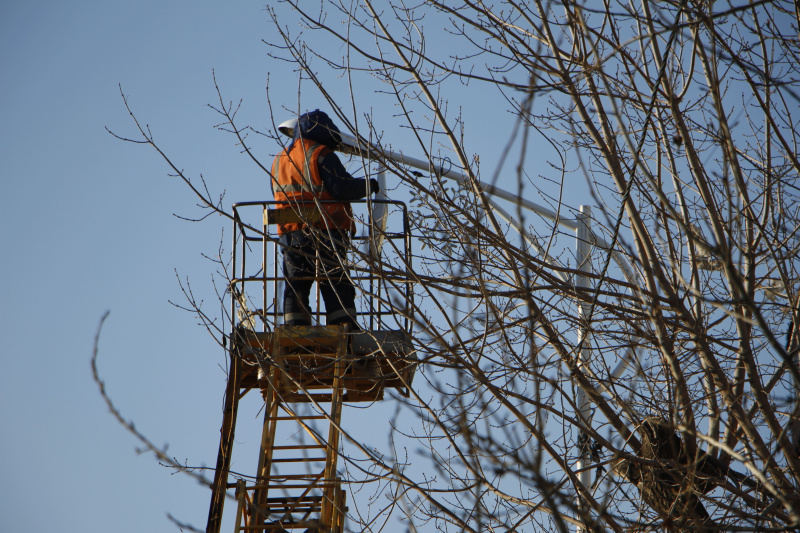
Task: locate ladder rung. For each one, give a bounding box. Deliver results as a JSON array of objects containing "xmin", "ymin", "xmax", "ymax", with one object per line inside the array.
[
  {"xmin": 260, "ymin": 500, "xmax": 322, "ymax": 508},
  {"xmin": 272, "ymin": 445, "xmax": 326, "ymax": 450},
  {"xmin": 237, "ymin": 520, "xmax": 321, "ymax": 531},
  {"xmin": 260, "ymin": 506, "xmax": 321, "ymax": 512},
  {"xmin": 266, "ymin": 496, "xmax": 323, "ymax": 503},
  {"xmin": 269, "ymin": 457, "xmax": 326, "ymax": 463},
  {"xmin": 260, "ymin": 474, "xmax": 324, "ymax": 480},
  {"xmin": 249, "ymin": 482, "xmax": 337, "ymax": 489},
  {"xmin": 261, "ymin": 509, "xmax": 321, "ymax": 516},
  {"xmin": 260, "ymin": 505, "xmax": 322, "ymax": 512},
  {"xmin": 266, "ymin": 415, "xmax": 327, "ymax": 421}
]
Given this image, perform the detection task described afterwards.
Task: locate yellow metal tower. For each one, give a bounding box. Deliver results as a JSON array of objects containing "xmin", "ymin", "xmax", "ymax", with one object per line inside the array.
[{"xmin": 206, "ymin": 201, "xmax": 415, "ymax": 533}]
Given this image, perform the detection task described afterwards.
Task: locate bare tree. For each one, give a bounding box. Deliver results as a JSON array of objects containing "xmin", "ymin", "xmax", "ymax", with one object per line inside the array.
[{"xmin": 109, "ymin": 1, "xmax": 800, "ymax": 531}]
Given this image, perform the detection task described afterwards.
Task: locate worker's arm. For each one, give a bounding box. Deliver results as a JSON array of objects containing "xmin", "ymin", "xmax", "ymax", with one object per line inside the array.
[{"xmin": 319, "ymin": 151, "xmax": 378, "ymax": 200}]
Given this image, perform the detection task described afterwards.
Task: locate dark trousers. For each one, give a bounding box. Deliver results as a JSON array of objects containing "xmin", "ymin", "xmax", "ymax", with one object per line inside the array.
[{"xmin": 282, "ymin": 229, "xmax": 358, "ymax": 328}]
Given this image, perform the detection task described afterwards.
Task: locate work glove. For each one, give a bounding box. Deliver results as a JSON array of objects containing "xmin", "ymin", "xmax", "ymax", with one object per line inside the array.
[{"xmin": 369, "ymin": 178, "xmax": 380, "ymax": 195}]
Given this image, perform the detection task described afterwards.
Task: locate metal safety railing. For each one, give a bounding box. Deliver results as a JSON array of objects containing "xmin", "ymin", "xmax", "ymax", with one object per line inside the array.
[{"xmin": 230, "ymin": 199, "xmax": 413, "ymax": 335}]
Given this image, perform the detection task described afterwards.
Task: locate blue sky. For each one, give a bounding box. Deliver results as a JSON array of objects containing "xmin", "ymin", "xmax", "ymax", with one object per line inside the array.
[
  {"xmin": 0, "ymin": 3, "xmax": 300, "ymax": 531},
  {"xmin": 1, "ymin": 3, "xmax": 591, "ymax": 532}
]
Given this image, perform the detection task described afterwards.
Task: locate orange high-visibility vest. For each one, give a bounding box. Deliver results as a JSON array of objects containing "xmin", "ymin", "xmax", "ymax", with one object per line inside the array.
[{"xmin": 271, "ymin": 139, "xmax": 354, "ymax": 235}]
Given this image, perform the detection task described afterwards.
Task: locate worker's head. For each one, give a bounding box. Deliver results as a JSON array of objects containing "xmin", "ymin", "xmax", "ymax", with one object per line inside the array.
[{"xmin": 296, "ymin": 110, "xmax": 342, "ymax": 148}]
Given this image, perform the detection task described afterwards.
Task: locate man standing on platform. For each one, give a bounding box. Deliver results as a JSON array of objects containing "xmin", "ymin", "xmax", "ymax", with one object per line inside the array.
[{"xmin": 271, "ymin": 109, "xmax": 378, "ymax": 330}]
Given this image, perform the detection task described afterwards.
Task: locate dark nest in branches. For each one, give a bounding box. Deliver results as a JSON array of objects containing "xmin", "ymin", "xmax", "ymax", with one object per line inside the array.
[{"xmin": 611, "ymin": 418, "xmax": 745, "ymax": 531}]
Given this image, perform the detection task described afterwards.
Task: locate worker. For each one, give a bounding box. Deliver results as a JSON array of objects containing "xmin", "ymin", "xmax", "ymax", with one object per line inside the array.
[{"xmin": 271, "ymin": 109, "xmax": 378, "ymax": 330}]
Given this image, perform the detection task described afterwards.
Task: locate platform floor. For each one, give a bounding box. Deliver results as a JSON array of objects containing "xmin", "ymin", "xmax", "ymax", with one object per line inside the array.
[{"xmin": 234, "ymin": 326, "xmax": 416, "ymax": 402}]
